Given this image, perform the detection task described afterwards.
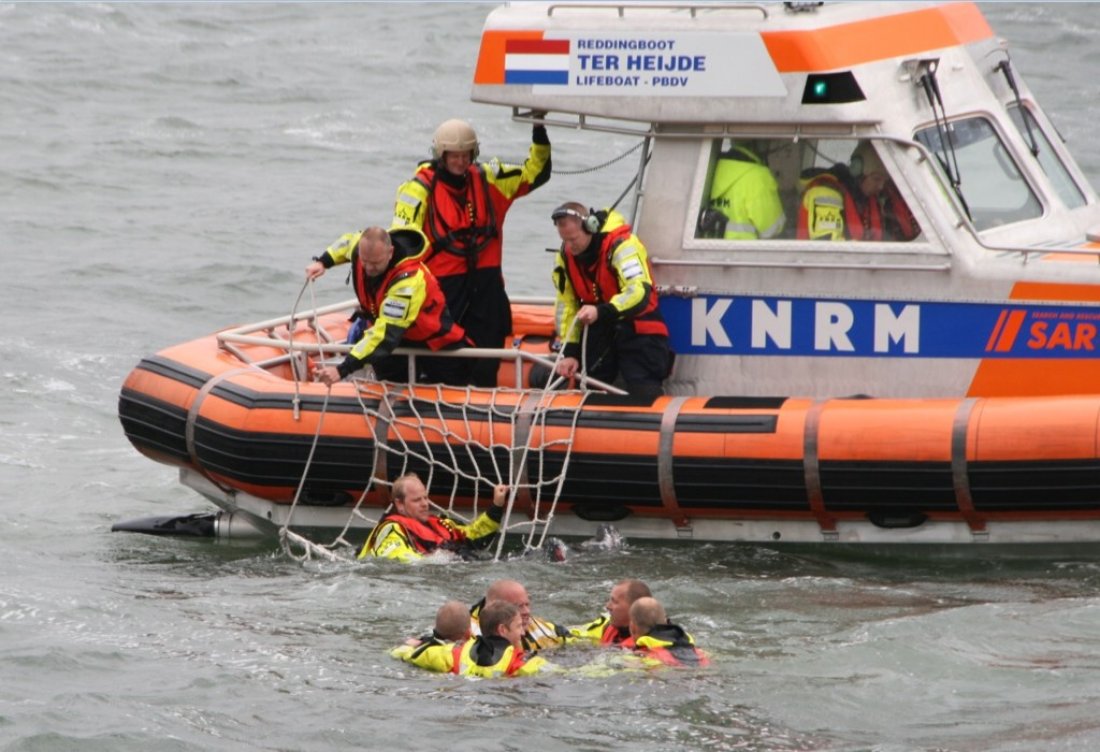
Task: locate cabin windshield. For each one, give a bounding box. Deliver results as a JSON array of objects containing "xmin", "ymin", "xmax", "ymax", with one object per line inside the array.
[
  {"xmin": 915, "ymin": 116, "xmax": 1042, "ymax": 232},
  {"xmin": 694, "ymin": 137, "xmax": 922, "ymax": 244},
  {"xmin": 1007, "ymin": 104, "xmax": 1087, "ymax": 210}
]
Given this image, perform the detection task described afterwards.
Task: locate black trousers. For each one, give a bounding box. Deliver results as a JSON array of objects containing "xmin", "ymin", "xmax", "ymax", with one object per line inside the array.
[{"xmin": 577, "ymin": 320, "xmax": 671, "ymax": 398}]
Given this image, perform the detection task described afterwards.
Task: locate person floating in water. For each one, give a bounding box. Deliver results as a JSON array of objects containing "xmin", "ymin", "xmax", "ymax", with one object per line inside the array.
[{"xmin": 359, "ymin": 473, "xmax": 507, "ymax": 562}]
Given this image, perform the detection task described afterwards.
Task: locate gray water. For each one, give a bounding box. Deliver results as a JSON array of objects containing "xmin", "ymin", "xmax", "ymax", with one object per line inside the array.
[{"xmin": 3, "ymin": 3, "xmax": 1100, "ymax": 750}]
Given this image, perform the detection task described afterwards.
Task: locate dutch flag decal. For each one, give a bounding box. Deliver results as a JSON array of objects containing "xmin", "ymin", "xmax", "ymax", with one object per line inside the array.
[{"xmin": 504, "ymin": 39, "xmax": 570, "ymax": 85}]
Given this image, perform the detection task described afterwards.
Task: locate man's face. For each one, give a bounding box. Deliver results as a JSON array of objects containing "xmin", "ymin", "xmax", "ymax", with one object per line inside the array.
[
  {"xmin": 359, "ymin": 237, "xmax": 393, "ymax": 277},
  {"xmin": 442, "ymin": 150, "xmax": 472, "ymax": 177},
  {"xmin": 499, "ymin": 613, "xmax": 525, "ymax": 649},
  {"xmin": 606, "ymin": 583, "xmax": 632, "ymax": 628},
  {"xmin": 859, "ymin": 171, "xmax": 888, "ymax": 199},
  {"xmin": 554, "ymin": 215, "xmax": 588, "ymax": 256},
  {"xmin": 499, "ymin": 584, "xmax": 532, "ymax": 630},
  {"xmin": 394, "ymin": 478, "xmax": 431, "ymax": 522}
]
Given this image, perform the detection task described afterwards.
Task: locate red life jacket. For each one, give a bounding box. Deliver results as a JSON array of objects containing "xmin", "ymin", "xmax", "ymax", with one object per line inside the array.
[
  {"xmin": 883, "ymin": 182, "xmax": 919, "ymax": 241},
  {"xmin": 643, "ymin": 644, "xmax": 711, "ymax": 667},
  {"xmin": 599, "ymin": 623, "xmax": 635, "ymax": 648},
  {"xmin": 413, "ymin": 164, "xmax": 501, "ymax": 278},
  {"xmin": 351, "ymin": 254, "xmax": 466, "ymax": 351},
  {"xmin": 799, "ymin": 171, "xmax": 918, "ymax": 241},
  {"xmin": 561, "ymin": 223, "xmax": 668, "ymax": 337},
  {"xmin": 635, "ymin": 624, "xmax": 710, "ymax": 667},
  {"xmin": 799, "ymin": 172, "xmax": 885, "ymax": 241},
  {"xmin": 375, "ymin": 513, "xmax": 465, "ymax": 554}
]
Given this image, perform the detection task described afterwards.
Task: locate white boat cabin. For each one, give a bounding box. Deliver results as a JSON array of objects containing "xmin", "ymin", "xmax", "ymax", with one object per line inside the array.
[{"xmin": 472, "ymin": 1, "xmax": 1100, "ymax": 400}]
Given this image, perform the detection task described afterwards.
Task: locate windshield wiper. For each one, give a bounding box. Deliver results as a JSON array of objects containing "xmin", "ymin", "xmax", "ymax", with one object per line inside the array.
[
  {"xmin": 995, "ymin": 56, "xmax": 1039, "ymax": 158},
  {"xmin": 918, "ymin": 61, "xmax": 971, "ymax": 221}
]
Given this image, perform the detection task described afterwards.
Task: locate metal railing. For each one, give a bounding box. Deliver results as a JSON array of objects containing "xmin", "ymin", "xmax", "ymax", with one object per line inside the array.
[{"xmin": 215, "ymin": 296, "xmax": 625, "ymax": 394}]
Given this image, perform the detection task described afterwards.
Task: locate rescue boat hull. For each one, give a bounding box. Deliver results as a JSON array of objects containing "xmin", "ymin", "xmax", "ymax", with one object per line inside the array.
[{"xmin": 117, "ymin": 308, "xmax": 1100, "ymax": 546}]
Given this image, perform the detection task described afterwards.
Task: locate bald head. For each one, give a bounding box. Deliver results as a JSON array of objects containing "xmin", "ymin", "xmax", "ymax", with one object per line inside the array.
[
  {"xmin": 485, "ymin": 579, "xmax": 531, "ymax": 630},
  {"xmin": 629, "ymin": 596, "xmax": 667, "ymax": 638},
  {"xmin": 358, "ymin": 226, "xmax": 394, "ymax": 277},
  {"xmin": 434, "ymin": 599, "xmax": 471, "ymax": 643}
]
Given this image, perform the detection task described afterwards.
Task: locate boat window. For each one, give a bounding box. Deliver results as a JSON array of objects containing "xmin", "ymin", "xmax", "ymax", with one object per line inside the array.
[
  {"xmin": 1007, "ymin": 105, "xmax": 1086, "ymax": 210},
  {"xmin": 915, "ymin": 116, "xmax": 1042, "ymax": 231},
  {"xmin": 695, "ymin": 139, "xmax": 792, "ymax": 241},
  {"xmin": 695, "ymin": 138, "xmax": 922, "ymax": 243}
]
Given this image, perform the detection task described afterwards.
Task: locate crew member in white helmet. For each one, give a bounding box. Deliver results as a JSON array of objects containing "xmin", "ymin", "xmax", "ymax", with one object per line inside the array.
[{"xmin": 391, "ymin": 113, "xmax": 551, "ymax": 386}]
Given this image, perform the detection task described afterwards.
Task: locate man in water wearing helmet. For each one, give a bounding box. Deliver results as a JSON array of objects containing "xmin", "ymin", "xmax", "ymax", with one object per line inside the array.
[
  {"xmin": 797, "ymin": 140, "xmax": 919, "ymax": 242},
  {"xmin": 550, "ymin": 201, "xmax": 672, "ymax": 398},
  {"xmin": 391, "ymin": 114, "xmax": 552, "ymax": 387}
]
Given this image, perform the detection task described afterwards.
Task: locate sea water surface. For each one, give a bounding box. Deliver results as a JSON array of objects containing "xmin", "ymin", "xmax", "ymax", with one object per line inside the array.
[{"xmin": 3, "ymin": 3, "xmax": 1100, "ymax": 751}]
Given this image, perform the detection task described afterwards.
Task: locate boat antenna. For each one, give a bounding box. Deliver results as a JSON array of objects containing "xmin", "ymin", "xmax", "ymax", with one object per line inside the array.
[
  {"xmin": 994, "ymin": 56, "xmax": 1040, "ymax": 158},
  {"xmin": 918, "ymin": 62, "xmax": 971, "ymax": 221}
]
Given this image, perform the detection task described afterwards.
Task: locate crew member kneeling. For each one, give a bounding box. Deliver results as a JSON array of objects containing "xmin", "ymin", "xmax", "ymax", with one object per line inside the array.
[
  {"xmin": 550, "ymin": 202, "xmax": 672, "ymax": 398},
  {"xmin": 358, "ymin": 473, "xmax": 506, "ymax": 562},
  {"xmin": 306, "ymin": 226, "xmax": 470, "ymax": 386}
]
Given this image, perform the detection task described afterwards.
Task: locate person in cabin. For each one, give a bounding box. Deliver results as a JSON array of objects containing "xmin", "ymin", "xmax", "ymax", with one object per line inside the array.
[
  {"xmin": 550, "ymin": 202, "xmax": 672, "ymax": 398},
  {"xmin": 390, "ymin": 114, "xmax": 552, "ymax": 388},
  {"xmin": 469, "ymin": 579, "xmax": 572, "ymax": 653},
  {"xmin": 628, "ymin": 596, "xmax": 710, "ymax": 669},
  {"xmin": 390, "ymin": 599, "xmax": 472, "ymax": 673},
  {"xmin": 796, "ymin": 140, "xmax": 919, "ymax": 242},
  {"xmin": 700, "ymin": 142, "xmax": 786, "ymax": 240},
  {"xmin": 569, "ymin": 578, "xmax": 652, "ymax": 648},
  {"xmin": 306, "ymin": 226, "xmax": 471, "ymax": 386},
  {"xmin": 357, "ymin": 473, "xmax": 507, "ymax": 562},
  {"xmin": 452, "ymin": 600, "xmax": 553, "ymax": 678}
]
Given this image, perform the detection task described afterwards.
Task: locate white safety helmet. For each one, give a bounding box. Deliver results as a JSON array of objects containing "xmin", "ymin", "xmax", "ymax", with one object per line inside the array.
[{"xmin": 431, "ymin": 119, "xmax": 480, "ymax": 160}]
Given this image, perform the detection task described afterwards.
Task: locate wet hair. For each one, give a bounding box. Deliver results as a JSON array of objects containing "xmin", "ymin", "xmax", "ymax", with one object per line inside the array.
[
  {"xmin": 618, "ymin": 578, "xmax": 652, "ymax": 604},
  {"xmin": 480, "ymin": 600, "xmax": 519, "ymax": 638},
  {"xmin": 434, "ymin": 600, "xmax": 471, "ymax": 643},
  {"xmin": 391, "ymin": 473, "xmax": 421, "ymax": 503},
  {"xmin": 629, "ymin": 597, "xmax": 667, "ymax": 635}
]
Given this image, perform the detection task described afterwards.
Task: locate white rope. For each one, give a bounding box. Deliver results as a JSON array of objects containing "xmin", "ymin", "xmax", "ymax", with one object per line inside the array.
[{"xmin": 277, "ymin": 303, "xmax": 619, "ymax": 563}]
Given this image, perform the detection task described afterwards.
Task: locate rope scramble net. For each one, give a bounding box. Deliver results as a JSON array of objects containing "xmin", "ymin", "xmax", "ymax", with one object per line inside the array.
[{"xmin": 278, "ymin": 379, "xmax": 590, "ymax": 564}]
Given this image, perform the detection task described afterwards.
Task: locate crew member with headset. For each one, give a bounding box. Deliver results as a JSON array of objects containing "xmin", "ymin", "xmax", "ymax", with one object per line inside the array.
[
  {"xmin": 306, "ymin": 226, "xmax": 470, "ymax": 385},
  {"xmin": 390, "ymin": 114, "xmax": 552, "ymax": 387},
  {"xmin": 550, "ymin": 201, "xmax": 672, "ymax": 398},
  {"xmin": 797, "ymin": 140, "xmax": 919, "ymax": 242}
]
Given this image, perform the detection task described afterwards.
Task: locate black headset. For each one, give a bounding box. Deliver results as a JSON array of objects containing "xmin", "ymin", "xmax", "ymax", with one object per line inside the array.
[{"xmin": 551, "ymin": 205, "xmax": 601, "ymax": 233}]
